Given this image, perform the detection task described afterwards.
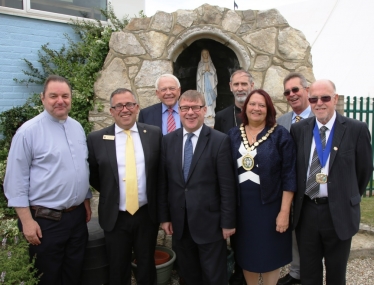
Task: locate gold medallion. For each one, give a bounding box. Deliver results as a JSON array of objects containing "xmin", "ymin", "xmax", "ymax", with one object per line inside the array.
[
  {"xmin": 242, "ymin": 154, "xmax": 254, "ymax": 171},
  {"xmin": 316, "ymin": 173, "xmax": 328, "ymax": 184}
]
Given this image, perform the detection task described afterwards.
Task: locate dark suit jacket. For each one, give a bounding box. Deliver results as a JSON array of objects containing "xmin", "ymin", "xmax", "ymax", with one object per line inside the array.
[
  {"xmin": 214, "ymin": 104, "xmax": 241, "ymax": 134},
  {"xmin": 87, "ymin": 123, "xmax": 162, "ymax": 232},
  {"xmin": 138, "ymin": 103, "xmax": 163, "ymax": 129},
  {"xmin": 290, "ymin": 113, "xmax": 373, "ymax": 240},
  {"xmin": 158, "ymin": 124, "xmax": 236, "ymax": 244}
]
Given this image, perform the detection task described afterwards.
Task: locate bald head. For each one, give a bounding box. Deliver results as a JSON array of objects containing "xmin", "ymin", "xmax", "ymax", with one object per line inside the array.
[
  {"xmin": 309, "ymin": 79, "xmax": 338, "ymax": 125},
  {"xmin": 310, "ymin": 79, "xmax": 336, "ymax": 93}
]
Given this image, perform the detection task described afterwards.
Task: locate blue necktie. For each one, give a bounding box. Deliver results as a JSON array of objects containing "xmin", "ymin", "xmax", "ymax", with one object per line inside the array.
[{"xmin": 183, "ymin": 133, "xmax": 194, "ymax": 181}]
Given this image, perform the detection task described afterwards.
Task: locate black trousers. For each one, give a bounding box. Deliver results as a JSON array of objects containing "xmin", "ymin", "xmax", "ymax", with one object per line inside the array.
[
  {"xmin": 296, "ymin": 199, "xmax": 352, "ymax": 285},
  {"xmin": 23, "ymin": 203, "xmax": 88, "ymax": 285},
  {"xmin": 173, "ymin": 218, "xmax": 227, "ymax": 285},
  {"xmin": 104, "ymin": 205, "xmax": 159, "ymax": 285}
]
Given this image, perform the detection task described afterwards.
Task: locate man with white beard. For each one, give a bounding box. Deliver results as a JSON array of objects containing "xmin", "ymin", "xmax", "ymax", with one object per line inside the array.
[
  {"xmin": 214, "ymin": 70, "xmax": 255, "ymax": 134},
  {"xmin": 214, "ymin": 69, "xmax": 254, "ymax": 285}
]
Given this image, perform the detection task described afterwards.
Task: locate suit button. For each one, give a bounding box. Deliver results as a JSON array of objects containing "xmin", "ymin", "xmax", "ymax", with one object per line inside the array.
[
  {"xmin": 180, "ymin": 207, "xmax": 184, "ymax": 209},
  {"xmin": 185, "ymin": 188, "xmax": 188, "ymax": 192}
]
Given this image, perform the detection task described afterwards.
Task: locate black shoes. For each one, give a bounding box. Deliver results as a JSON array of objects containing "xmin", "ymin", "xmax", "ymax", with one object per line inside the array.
[{"xmin": 277, "ymin": 273, "xmax": 301, "ymax": 285}]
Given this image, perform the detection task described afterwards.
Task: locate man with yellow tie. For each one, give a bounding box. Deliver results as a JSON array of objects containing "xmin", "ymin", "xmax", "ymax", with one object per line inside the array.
[{"xmin": 87, "ymin": 88, "xmax": 162, "ymax": 285}]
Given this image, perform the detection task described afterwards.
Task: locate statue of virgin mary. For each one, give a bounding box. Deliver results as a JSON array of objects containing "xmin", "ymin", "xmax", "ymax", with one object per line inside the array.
[{"xmin": 196, "ymin": 49, "xmax": 218, "ymax": 118}]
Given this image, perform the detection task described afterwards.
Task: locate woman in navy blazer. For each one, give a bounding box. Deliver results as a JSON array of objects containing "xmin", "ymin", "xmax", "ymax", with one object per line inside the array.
[{"xmin": 228, "ymin": 89, "xmax": 297, "ymax": 285}]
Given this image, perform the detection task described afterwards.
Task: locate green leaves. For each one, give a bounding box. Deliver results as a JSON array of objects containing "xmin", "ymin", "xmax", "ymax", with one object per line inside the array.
[{"xmin": 13, "ymin": 3, "xmax": 130, "ymax": 134}]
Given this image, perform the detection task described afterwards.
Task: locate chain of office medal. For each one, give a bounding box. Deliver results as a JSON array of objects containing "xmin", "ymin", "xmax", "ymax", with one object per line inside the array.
[{"xmin": 240, "ymin": 123, "xmax": 277, "ymax": 151}]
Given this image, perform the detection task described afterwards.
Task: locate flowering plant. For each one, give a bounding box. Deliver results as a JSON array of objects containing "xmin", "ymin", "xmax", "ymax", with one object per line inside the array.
[{"xmin": 0, "ymin": 211, "xmax": 39, "ymax": 284}]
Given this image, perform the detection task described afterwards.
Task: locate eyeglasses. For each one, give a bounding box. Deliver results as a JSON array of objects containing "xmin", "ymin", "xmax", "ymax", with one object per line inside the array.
[
  {"xmin": 179, "ymin": 105, "xmax": 205, "ymax": 112},
  {"xmin": 111, "ymin": 102, "xmax": 137, "ymax": 111},
  {"xmin": 283, "ymin": 86, "xmax": 306, "ymax": 96},
  {"xmin": 308, "ymin": 96, "xmax": 333, "ymax": 104},
  {"xmin": 159, "ymin": 87, "xmax": 178, "ymax": 93}
]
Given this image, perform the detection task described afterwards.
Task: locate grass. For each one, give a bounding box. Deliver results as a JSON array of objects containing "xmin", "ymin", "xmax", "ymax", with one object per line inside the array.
[{"xmin": 361, "ymin": 196, "xmax": 374, "ymax": 227}]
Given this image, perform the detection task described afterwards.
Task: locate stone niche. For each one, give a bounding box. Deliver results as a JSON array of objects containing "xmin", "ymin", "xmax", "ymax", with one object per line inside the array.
[{"xmin": 91, "ymin": 4, "xmax": 315, "ymax": 130}]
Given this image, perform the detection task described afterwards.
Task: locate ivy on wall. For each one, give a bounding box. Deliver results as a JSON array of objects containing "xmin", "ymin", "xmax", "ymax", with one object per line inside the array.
[{"xmin": 0, "ymin": 5, "xmax": 141, "ymax": 215}]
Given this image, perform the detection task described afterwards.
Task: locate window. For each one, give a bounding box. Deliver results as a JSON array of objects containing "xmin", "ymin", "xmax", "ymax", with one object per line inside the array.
[
  {"xmin": 0, "ymin": 0, "xmax": 107, "ymax": 21},
  {"xmin": 1, "ymin": 0, "xmax": 23, "ymax": 9}
]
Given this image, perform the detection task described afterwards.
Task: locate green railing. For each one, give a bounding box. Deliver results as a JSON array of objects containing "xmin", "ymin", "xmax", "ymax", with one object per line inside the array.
[{"xmin": 344, "ymin": 96, "xmax": 374, "ymax": 197}]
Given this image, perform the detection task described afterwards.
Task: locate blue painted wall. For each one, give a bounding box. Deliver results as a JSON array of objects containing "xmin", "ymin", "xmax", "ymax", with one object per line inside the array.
[{"xmin": 0, "ymin": 14, "xmax": 78, "ymax": 112}]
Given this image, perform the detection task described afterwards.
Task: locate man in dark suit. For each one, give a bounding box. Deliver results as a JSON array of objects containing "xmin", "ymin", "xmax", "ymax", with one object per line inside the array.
[
  {"xmin": 158, "ymin": 90, "xmax": 236, "ymax": 285},
  {"xmin": 277, "ymin": 72, "xmax": 313, "ymax": 285},
  {"xmin": 290, "ymin": 79, "xmax": 373, "ymax": 285},
  {"xmin": 87, "ymin": 88, "xmax": 162, "ymax": 285},
  {"xmin": 214, "ymin": 69, "xmax": 254, "ymax": 285},
  {"xmin": 138, "ymin": 74, "xmax": 181, "ymax": 134},
  {"xmin": 214, "ymin": 69, "xmax": 254, "ymax": 134}
]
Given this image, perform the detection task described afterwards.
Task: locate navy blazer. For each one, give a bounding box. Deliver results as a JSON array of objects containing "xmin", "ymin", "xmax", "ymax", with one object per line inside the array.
[
  {"xmin": 138, "ymin": 103, "xmax": 163, "ymax": 130},
  {"xmin": 158, "ymin": 124, "xmax": 236, "ymax": 244},
  {"xmin": 228, "ymin": 124, "xmax": 297, "ymax": 204}
]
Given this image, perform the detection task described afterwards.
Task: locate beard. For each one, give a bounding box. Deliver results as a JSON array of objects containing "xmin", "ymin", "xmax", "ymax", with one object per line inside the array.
[{"xmin": 234, "ymin": 91, "xmax": 249, "ymax": 103}]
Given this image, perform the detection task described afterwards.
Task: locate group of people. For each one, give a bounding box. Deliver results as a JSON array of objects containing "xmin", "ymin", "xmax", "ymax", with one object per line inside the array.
[{"xmin": 3, "ymin": 68, "xmax": 372, "ymax": 285}]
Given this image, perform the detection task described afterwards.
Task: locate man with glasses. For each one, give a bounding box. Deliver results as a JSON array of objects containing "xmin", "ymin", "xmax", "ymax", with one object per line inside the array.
[
  {"xmin": 290, "ymin": 79, "xmax": 372, "ymax": 284},
  {"xmin": 277, "ymin": 72, "xmax": 313, "ymax": 285},
  {"xmin": 138, "ymin": 74, "xmax": 182, "ymax": 134},
  {"xmin": 87, "ymin": 88, "xmax": 162, "ymax": 285},
  {"xmin": 158, "ymin": 90, "xmax": 236, "ymax": 285}
]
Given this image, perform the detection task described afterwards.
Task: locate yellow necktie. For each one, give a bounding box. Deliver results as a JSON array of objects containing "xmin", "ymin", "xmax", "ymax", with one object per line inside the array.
[{"xmin": 124, "ymin": 130, "xmax": 139, "ymax": 215}]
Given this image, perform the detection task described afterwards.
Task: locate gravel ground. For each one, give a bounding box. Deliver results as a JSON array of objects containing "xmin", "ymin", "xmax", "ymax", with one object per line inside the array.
[
  {"xmin": 130, "ymin": 229, "xmax": 374, "ymax": 285},
  {"xmin": 131, "ymin": 257, "xmax": 374, "ymax": 285}
]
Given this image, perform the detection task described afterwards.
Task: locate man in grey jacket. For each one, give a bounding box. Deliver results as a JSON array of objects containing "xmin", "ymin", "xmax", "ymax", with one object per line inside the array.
[{"xmin": 277, "ymin": 72, "xmax": 313, "ymax": 285}]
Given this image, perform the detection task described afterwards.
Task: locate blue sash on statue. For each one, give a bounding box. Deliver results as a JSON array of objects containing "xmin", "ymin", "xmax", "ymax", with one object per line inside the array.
[{"xmin": 204, "ymin": 72, "xmax": 217, "ymax": 106}]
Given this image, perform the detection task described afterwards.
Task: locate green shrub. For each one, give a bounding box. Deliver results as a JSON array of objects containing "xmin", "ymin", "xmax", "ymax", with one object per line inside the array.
[
  {"xmin": 0, "ymin": 211, "xmax": 39, "ymax": 284},
  {"xmin": 14, "ymin": 3, "xmax": 132, "ymax": 133}
]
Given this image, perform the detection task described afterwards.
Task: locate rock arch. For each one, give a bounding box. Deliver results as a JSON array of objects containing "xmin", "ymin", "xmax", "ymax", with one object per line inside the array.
[{"xmin": 91, "ymin": 4, "xmax": 315, "ymax": 130}]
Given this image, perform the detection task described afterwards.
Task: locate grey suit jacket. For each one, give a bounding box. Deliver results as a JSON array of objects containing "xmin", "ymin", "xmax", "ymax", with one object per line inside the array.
[
  {"xmin": 277, "ymin": 110, "xmax": 314, "ymax": 131},
  {"xmin": 87, "ymin": 122, "xmax": 162, "ymax": 232},
  {"xmin": 290, "ymin": 113, "xmax": 373, "ymax": 240}
]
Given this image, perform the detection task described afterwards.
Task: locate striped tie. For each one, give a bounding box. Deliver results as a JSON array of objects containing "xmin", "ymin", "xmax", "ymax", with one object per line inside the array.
[
  {"xmin": 305, "ymin": 126, "xmax": 328, "ymax": 199},
  {"xmin": 295, "ymin": 115, "xmax": 302, "ymax": 123},
  {"xmin": 167, "ymin": 108, "xmax": 176, "ymax": 133}
]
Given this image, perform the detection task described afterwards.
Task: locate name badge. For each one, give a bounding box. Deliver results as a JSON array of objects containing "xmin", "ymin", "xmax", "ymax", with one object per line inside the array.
[{"xmin": 103, "ymin": 135, "xmax": 115, "ymax": 140}]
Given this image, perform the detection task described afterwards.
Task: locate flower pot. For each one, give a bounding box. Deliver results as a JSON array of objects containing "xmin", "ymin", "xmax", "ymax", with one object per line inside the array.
[
  {"xmin": 132, "ymin": 246, "xmax": 176, "ymax": 285},
  {"xmin": 154, "ymin": 249, "xmax": 170, "ymax": 265}
]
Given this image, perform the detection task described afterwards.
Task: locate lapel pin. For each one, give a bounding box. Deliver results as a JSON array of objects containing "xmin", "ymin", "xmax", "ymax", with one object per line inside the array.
[
  {"xmin": 333, "ymin": 147, "xmax": 338, "ymax": 151},
  {"xmin": 143, "ymin": 130, "xmax": 147, "ymax": 133}
]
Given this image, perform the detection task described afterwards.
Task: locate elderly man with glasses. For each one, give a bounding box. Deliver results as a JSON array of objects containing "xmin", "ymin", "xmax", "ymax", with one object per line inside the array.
[
  {"xmin": 138, "ymin": 74, "xmax": 182, "ymax": 134},
  {"xmin": 290, "ymin": 79, "xmax": 372, "ymax": 285}
]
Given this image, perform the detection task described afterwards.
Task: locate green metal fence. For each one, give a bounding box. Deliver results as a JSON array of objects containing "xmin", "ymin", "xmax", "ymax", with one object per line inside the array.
[{"xmin": 344, "ymin": 96, "xmax": 374, "ymax": 197}]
